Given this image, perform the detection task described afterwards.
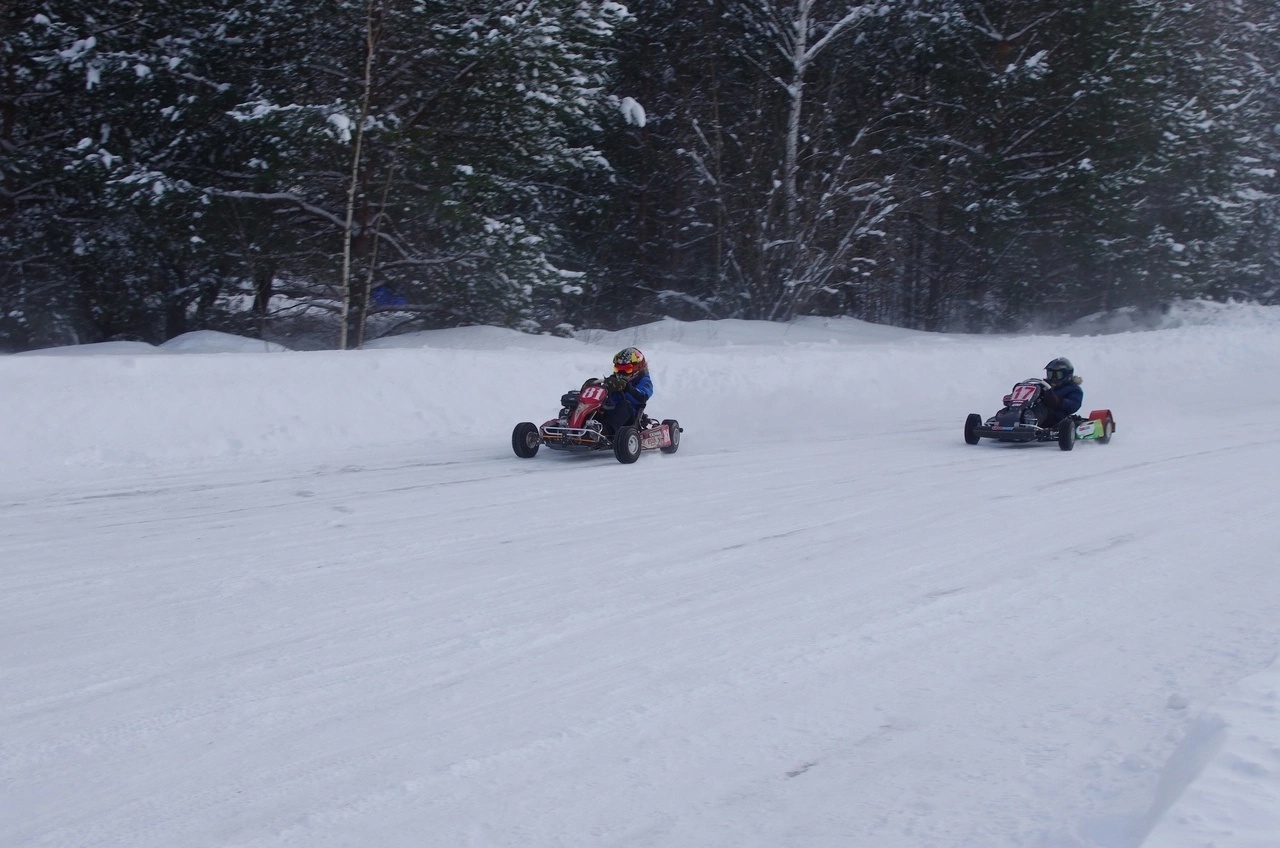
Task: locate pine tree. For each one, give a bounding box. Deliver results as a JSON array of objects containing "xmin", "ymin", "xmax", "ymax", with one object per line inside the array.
[
  {"xmin": 225, "ymin": 0, "xmax": 631, "ymax": 346},
  {"xmin": 3, "ymin": 1, "xmax": 306, "ymax": 344}
]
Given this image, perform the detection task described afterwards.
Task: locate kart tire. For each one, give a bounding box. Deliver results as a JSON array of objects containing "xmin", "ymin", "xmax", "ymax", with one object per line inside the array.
[
  {"xmin": 964, "ymin": 413, "xmax": 982, "ymax": 445},
  {"xmin": 614, "ymin": 426, "xmax": 641, "ymax": 464},
  {"xmin": 1058, "ymin": 419, "xmax": 1075, "ymax": 451},
  {"xmin": 1097, "ymin": 417, "xmax": 1114, "ymax": 445},
  {"xmin": 512, "ymin": 422, "xmax": 540, "ymax": 458},
  {"xmin": 660, "ymin": 419, "xmax": 681, "ymax": 454}
]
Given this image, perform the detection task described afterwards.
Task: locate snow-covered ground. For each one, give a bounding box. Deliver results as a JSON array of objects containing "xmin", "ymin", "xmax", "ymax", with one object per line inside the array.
[{"xmin": 2, "ymin": 303, "xmax": 1279, "ymax": 848}]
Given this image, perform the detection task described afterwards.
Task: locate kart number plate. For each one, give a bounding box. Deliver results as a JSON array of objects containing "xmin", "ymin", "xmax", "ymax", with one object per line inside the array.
[{"xmin": 1009, "ymin": 384, "xmax": 1038, "ymax": 406}]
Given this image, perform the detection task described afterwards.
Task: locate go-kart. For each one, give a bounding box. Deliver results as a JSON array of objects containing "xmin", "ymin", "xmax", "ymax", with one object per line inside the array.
[
  {"xmin": 964, "ymin": 378, "xmax": 1115, "ymax": 451},
  {"xmin": 512, "ymin": 378, "xmax": 682, "ymax": 464}
]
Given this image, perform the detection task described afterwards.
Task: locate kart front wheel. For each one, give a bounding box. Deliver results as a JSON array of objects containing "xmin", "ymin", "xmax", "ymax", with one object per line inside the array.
[
  {"xmin": 512, "ymin": 422, "xmax": 540, "ymax": 458},
  {"xmin": 660, "ymin": 419, "xmax": 681, "ymax": 454},
  {"xmin": 614, "ymin": 426, "xmax": 641, "ymax": 464},
  {"xmin": 964, "ymin": 413, "xmax": 982, "ymax": 445},
  {"xmin": 1058, "ymin": 419, "xmax": 1075, "ymax": 451}
]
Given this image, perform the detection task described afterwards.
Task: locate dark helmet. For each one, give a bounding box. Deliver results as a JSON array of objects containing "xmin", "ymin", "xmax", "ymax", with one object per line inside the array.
[
  {"xmin": 1045, "ymin": 357, "xmax": 1074, "ymax": 387},
  {"xmin": 612, "ymin": 347, "xmax": 647, "ymax": 378}
]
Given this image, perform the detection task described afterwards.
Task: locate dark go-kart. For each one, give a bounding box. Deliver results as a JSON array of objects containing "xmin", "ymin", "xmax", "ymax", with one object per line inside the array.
[
  {"xmin": 964, "ymin": 379, "xmax": 1115, "ymax": 452},
  {"xmin": 512, "ymin": 379, "xmax": 682, "ymax": 464}
]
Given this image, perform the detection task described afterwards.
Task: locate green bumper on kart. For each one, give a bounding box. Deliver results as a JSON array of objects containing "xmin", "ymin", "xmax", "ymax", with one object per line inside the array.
[{"xmin": 1074, "ymin": 419, "xmax": 1105, "ymax": 439}]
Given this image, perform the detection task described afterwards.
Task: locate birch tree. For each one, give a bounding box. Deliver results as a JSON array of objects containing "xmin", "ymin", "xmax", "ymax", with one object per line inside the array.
[{"xmin": 722, "ymin": 0, "xmax": 893, "ymax": 320}]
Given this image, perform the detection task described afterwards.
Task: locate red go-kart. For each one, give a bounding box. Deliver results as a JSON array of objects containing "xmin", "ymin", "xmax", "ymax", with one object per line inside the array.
[{"xmin": 512, "ymin": 379, "xmax": 681, "ymax": 464}]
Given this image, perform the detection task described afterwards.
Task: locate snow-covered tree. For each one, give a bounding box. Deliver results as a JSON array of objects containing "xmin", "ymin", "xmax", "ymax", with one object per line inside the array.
[
  {"xmin": 1199, "ymin": 0, "xmax": 1280, "ymax": 303},
  {"xmin": 2, "ymin": 1, "xmax": 304, "ymax": 344},
  {"xmin": 227, "ymin": 0, "xmax": 632, "ymax": 346},
  {"xmin": 598, "ymin": 0, "xmax": 896, "ymax": 324},
  {"xmin": 850, "ymin": 0, "xmax": 1243, "ymax": 329},
  {"xmin": 5, "ymin": 0, "xmax": 1277, "ymax": 348},
  {"xmin": 4, "ymin": 1, "xmax": 631, "ymax": 348}
]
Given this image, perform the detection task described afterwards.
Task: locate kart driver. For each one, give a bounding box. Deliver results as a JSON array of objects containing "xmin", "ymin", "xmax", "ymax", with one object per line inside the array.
[
  {"xmin": 599, "ymin": 347, "xmax": 654, "ymax": 434},
  {"xmin": 1037, "ymin": 356, "xmax": 1083, "ymax": 428}
]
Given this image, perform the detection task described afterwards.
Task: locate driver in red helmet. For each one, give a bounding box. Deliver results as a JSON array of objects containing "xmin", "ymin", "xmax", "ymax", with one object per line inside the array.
[{"xmin": 599, "ymin": 347, "xmax": 654, "ymax": 433}]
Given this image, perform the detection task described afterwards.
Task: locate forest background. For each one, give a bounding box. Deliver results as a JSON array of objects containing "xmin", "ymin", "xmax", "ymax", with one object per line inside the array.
[{"xmin": 3, "ymin": 0, "xmax": 1278, "ymax": 352}]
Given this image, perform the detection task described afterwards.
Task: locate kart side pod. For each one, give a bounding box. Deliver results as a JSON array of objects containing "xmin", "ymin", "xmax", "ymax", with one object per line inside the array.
[{"xmin": 1074, "ymin": 409, "xmax": 1116, "ymax": 443}]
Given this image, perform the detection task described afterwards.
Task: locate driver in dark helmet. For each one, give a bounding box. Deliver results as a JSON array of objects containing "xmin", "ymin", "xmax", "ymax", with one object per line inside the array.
[{"xmin": 1036, "ymin": 357, "xmax": 1083, "ymax": 429}]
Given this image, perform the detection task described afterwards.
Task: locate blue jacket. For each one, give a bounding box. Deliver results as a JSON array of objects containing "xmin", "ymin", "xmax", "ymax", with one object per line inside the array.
[
  {"xmin": 1043, "ymin": 378, "xmax": 1083, "ymax": 415},
  {"xmin": 614, "ymin": 373, "xmax": 654, "ymax": 416}
]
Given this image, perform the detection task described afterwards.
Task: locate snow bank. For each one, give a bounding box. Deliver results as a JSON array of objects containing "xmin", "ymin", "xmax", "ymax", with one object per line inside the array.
[
  {"xmin": 4, "ymin": 313, "xmax": 1278, "ymax": 479},
  {"xmin": 159, "ymin": 330, "xmax": 290, "ymax": 353},
  {"xmin": 1064, "ymin": 298, "xmax": 1280, "ymax": 336}
]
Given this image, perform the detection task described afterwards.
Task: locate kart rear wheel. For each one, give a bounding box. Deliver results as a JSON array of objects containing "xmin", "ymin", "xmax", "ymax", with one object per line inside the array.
[
  {"xmin": 964, "ymin": 413, "xmax": 982, "ymax": 445},
  {"xmin": 614, "ymin": 426, "xmax": 641, "ymax": 464},
  {"xmin": 660, "ymin": 419, "xmax": 681, "ymax": 454},
  {"xmin": 512, "ymin": 422, "xmax": 540, "ymax": 458},
  {"xmin": 1097, "ymin": 417, "xmax": 1114, "ymax": 444},
  {"xmin": 1058, "ymin": 419, "xmax": 1076, "ymax": 451}
]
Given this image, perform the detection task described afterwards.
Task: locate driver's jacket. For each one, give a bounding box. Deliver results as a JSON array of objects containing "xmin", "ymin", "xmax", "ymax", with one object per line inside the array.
[
  {"xmin": 613, "ymin": 373, "xmax": 654, "ymax": 418},
  {"xmin": 1043, "ymin": 377, "xmax": 1083, "ymax": 415}
]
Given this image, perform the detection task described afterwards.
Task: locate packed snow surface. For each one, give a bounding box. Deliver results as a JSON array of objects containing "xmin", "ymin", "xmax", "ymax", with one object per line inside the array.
[{"xmin": 3, "ymin": 303, "xmax": 1279, "ymax": 848}]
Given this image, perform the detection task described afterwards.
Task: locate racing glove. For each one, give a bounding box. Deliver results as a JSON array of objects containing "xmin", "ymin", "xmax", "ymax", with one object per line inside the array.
[{"xmin": 603, "ymin": 374, "xmax": 627, "ymax": 393}]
